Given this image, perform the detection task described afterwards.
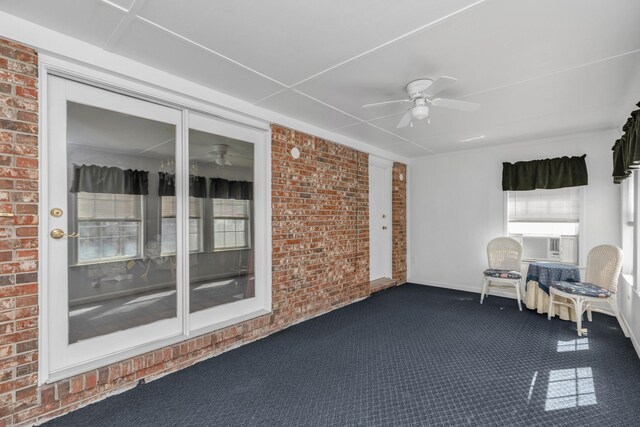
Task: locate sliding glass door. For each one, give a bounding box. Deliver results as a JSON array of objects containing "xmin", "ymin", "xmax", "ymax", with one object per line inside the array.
[
  {"xmin": 47, "ymin": 76, "xmax": 185, "ymax": 376},
  {"xmin": 187, "ymin": 112, "xmax": 267, "ymax": 333},
  {"xmin": 45, "ymin": 75, "xmax": 270, "ymax": 380}
]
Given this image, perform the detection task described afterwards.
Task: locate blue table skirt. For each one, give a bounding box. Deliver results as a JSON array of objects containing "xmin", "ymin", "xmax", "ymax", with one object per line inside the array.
[{"xmin": 526, "ymin": 262, "xmax": 581, "ymax": 294}]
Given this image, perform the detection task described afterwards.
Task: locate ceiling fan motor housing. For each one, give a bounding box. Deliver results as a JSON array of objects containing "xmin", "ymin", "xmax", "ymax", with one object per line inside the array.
[{"xmin": 406, "ymin": 79, "xmax": 433, "ymax": 99}]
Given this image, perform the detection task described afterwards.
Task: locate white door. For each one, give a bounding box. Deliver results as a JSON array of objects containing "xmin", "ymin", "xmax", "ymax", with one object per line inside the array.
[
  {"xmin": 45, "ymin": 76, "xmax": 184, "ymax": 378},
  {"xmin": 369, "ymin": 157, "xmax": 392, "ymax": 280}
]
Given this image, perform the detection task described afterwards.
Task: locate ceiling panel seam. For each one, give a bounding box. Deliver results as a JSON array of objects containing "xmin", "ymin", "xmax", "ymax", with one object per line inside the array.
[
  {"xmin": 103, "ymin": 0, "xmax": 148, "ymax": 51},
  {"xmin": 253, "ymin": 89, "xmax": 289, "ymax": 105},
  {"xmin": 365, "ymin": 122, "xmax": 434, "ymax": 154},
  {"xmin": 459, "ymin": 48, "xmax": 640, "ymax": 101},
  {"xmin": 133, "ymin": 15, "xmax": 289, "ymax": 90},
  {"xmin": 293, "ymin": 90, "xmax": 366, "ymax": 123},
  {"xmin": 101, "ymin": 0, "xmax": 129, "ymax": 13},
  {"xmin": 285, "ymin": 0, "xmax": 487, "ymax": 90}
]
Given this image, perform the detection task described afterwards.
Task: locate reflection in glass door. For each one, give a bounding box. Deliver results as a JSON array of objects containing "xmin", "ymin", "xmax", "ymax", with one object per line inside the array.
[
  {"xmin": 46, "ymin": 73, "xmax": 270, "ymax": 379},
  {"xmin": 47, "ymin": 76, "xmax": 184, "ymax": 374},
  {"xmin": 66, "ymin": 101, "xmax": 179, "ymax": 343},
  {"xmin": 187, "ymin": 128, "xmax": 255, "ymax": 313}
]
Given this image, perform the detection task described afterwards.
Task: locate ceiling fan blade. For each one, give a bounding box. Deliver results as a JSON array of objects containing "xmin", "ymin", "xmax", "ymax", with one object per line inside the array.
[
  {"xmin": 227, "ymin": 154, "xmax": 253, "ymax": 160},
  {"xmin": 362, "ymin": 99, "xmax": 411, "ymax": 108},
  {"xmin": 396, "ymin": 110, "xmax": 412, "ymax": 128},
  {"xmin": 423, "ymin": 76, "xmax": 457, "ymax": 97},
  {"xmin": 431, "ymin": 98, "xmax": 480, "ymax": 112}
]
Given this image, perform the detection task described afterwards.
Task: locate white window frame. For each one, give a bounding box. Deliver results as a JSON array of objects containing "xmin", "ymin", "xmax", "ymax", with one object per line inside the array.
[
  {"xmin": 160, "ymin": 196, "xmax": 204, "ymax": 255},
  {"xmin": 73, "ymin": 192, "xmax": 145, "ymax": 265},
  {"xmin": 503, "ymin": 187, "xmax": 586, "ymax": 267},
  {"xmin": 212, "ymin": 198, "xmax": 251, "ymax": 252},
  {"xmin": 39, "ymin": 55, "xmax": 272, "ymax": 384}
]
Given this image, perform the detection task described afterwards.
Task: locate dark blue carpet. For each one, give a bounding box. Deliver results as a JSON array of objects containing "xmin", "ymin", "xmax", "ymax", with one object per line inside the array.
[{"xmin": 44, "ymin": 284, "xmax": 640, "ymax": 426}]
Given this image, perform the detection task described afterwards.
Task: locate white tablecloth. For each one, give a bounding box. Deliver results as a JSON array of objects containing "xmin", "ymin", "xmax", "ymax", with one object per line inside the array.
[{"xmin": 524, "ymin": 280, "xmax": 578, "ymax": 322}]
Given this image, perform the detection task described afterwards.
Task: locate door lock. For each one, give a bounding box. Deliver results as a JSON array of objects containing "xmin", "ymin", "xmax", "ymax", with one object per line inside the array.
[
  {"xmin": 382, "ymin": 226, "xmax": 388, "ymax": 230},
  {"xmin": 50, "ymin": 208, "xmax": 63, "ymax": 217},
  {"xmin": 50, "ymin": 229, "xmax": 80, "ymax": 239}
]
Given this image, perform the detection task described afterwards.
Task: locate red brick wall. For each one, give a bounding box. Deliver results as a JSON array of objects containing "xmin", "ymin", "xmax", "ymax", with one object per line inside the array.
[
  {"xmin": 271, "ymin": 125, "xmax": 370, "ymax": 322},
  {"xmin": 0, "ymin": 39, "xmax": 40, "ymax": 426},
  {"xmin": 0, "ymin": 37, "xmax": 407, "ymax": 425},
  {"xmin": 392, "ymin": 162, "xmax": 407, "ymax": 284}
]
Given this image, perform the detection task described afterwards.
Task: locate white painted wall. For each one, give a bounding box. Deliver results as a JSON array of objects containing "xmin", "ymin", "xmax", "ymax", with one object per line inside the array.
[
  {"xmin": 409, "ymin": 129, "xmax": 621, "ymax": 292},
  {"xmin": 618, "ymin": 277, "xmax": 640, "ymax": 359}
]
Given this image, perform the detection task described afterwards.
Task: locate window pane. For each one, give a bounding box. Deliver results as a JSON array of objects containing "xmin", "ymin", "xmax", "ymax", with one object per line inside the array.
[
  {"xmin": 78, "ymin": 238, "xmax": 100, "ymax": 261},
  {"xmin": 101, "ymin": 238, "xmax": 119, "ymax": 258},
  {"xmin": 161, "ymin": 219, "xmax": 177, "ymax": 254}
]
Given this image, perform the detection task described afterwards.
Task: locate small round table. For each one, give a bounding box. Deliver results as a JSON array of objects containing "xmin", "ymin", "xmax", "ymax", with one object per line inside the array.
[{"xmin": 524, "ymin": 261, "xmax": 581, "ymax": 321}]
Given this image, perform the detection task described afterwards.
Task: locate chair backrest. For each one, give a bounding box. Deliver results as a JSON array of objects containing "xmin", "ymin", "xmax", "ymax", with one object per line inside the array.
[
  {"xmin": 584, "ymin": 244, "xmax": 623, "ymax": 292},
  {"xmin": 487, "ymin": 237, "xmax": 522, "ymax": 271}
]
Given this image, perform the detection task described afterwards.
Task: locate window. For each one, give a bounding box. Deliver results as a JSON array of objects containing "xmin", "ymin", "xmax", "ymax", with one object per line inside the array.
[
  {"xmin": 507, "ymin": 188, "xmax": 581, "ymax": 263},
  {"xmin": 76, "ymin": 192, "xmax": 143, "ymax": 263},
  {"xmin": 213, "ymin": 198, "xmax": 250, "ymax": 250},
  {"xmin": 161, "ymin": 196, "xmax": 203, "ymax": 254}
]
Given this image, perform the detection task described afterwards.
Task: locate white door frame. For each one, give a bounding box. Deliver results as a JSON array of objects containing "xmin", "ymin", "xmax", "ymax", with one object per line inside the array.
[
  {"xmin": 46, "ymin": 76, "xmax": 186, "ymax": 378},
  {"xmin": 38, "ymin": 55, "xmax": 272, "ymax": 384},
  {"xmin": 369, "ymin": 156, "xmax": 393, "ymax": 281}
]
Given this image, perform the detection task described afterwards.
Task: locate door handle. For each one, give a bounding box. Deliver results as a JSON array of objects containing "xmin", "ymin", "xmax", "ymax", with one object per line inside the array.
[
  {"xmin": 382, "ymin": 226, "xmax": 388, "ymax": 230},
  {"xmin": 50, "ymin": 229, "xmax": 80, "ymax": 239}
]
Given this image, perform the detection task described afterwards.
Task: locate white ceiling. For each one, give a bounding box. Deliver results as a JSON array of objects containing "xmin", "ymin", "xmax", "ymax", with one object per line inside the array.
[{"xmin": 2, "ymin": 0, "xmax": 640, "ymax": 157}]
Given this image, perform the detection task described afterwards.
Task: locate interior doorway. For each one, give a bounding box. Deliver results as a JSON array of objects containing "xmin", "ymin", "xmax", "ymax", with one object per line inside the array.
[{"xmin": 369, "ymin": 156, "xmax": 393, "ymax": 283}]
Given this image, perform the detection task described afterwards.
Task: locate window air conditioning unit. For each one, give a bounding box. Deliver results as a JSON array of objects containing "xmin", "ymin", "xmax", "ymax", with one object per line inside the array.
[{"xmin": 510, "ymin": 235, "xmax": 578, "ymax": 265}]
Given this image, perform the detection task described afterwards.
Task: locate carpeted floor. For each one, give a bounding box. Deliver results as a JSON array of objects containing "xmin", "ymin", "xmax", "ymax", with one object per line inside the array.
[{"xmin": 44, "ymin": 284, "xmax": 640, "ymax": 426}]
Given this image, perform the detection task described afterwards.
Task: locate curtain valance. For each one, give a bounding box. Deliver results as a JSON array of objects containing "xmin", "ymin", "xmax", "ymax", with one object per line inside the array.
[
  {"xmin": 70, "ymin": 164, "xmax": 149, "ymax": 195},
  {"xmin": 210, "ymin": 178, "xmax": 253, "ymax": 200},
  {"xmin": 158, "ymin": 172, "xmax": 207, "ymax": 198},
  {"xmin": 612, "ymin": 102, "xmax": 640, "ymax": 184},
  {"xmin": 502, "ymin": 155, "xmax": 588, "ymax": 191}
]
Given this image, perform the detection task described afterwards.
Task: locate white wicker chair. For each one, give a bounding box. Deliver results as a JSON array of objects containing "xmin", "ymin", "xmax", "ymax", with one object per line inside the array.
[
  {"xmin": 548, "ymin": 245, "xmax": 628, "ymax": 337},
  {"xmin": 480, "ymin": 237, "xmax": 523, "ymax": 311}
]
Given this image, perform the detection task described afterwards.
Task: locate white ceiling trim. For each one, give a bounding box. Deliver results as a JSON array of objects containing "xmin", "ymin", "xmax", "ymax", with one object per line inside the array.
[{"xmin": 0, "ymin": 10, "xmax": 409, "ymax": 164}]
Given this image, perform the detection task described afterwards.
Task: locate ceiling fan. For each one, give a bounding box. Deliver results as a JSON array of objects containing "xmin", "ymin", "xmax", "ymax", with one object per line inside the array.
[
  {"xmin": 209, "ymin": 144, "xmax": 233, "ymax": 166},
  {"xmin": 205, "ymin": 144, "xmax": 253, "ymax": 166},
  {"xmin": 362, "ymin": 77, "xmax": 480, "ymax": 128}
]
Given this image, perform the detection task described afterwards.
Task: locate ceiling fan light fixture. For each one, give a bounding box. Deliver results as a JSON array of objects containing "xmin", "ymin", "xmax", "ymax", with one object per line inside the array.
[
  {"xmin": 214, "ymin": 156, "xmax": 232, "ymax": 166},
  {"xmin": 411, "ymin": 105, "xmax": 430, "ymax": 120}
]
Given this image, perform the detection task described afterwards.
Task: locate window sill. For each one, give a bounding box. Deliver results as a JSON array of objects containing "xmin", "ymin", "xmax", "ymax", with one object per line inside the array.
[
  {"xmin": 71, "ymin": 256, "xmax": 143, "ymax": 267},
  {"xmin": 213, "ymin": 247, "xmax": 250, "ymax": 253}
]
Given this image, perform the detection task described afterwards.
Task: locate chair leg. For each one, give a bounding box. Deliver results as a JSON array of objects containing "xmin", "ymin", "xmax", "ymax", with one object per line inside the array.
[
  {"xmin": 587, "ymin": 307, "xmax": 593, "ymax": 322},
  {"xmin": 609, "ymin": 297, "xmax": 630, "ymax": 338},
  {"xmin": 548, "ymin": 289, "xmax": 555, "ymax": 320},
  {"xmin": 514, "ymin": 280, "xmax": 522, "ymax": 311},
  {"xmin": 480, "ymin": 277, "xmax": 488, "ymax": 304},
  {"xmin": 575, "ymin": 297, "xmax": 584, "ymax": 337}
]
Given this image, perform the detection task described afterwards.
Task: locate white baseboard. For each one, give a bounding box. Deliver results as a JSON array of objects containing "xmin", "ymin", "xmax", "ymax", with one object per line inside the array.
[
  {"xmin": 621, "ymin": 311, "xmax": 640, "ymax": 360},
  {"xmin": 408, "ymin": 278, "xmax": 517, "ymax": 300}
]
